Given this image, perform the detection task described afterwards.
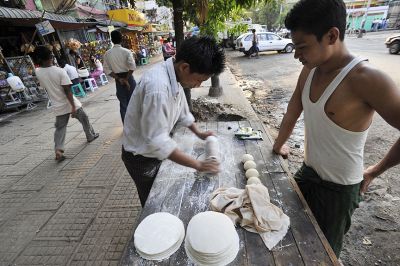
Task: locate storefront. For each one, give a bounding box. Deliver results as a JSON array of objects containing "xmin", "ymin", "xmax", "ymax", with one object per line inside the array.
[
  {"xmin": 107, "ymin": 9, "xmax": 151, "ymax": 58},
  {"xmin": 0, "ymin": 6, "xmax": 94, "ymax": 111}
]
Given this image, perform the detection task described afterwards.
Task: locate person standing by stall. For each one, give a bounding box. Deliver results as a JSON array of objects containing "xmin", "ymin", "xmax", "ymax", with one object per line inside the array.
[
  {"xmin": 34, "ymin": 46, "xmax": 99, "ymax": 161},
  {"xmin": 272, "ymin": 0, "xmax": 400, "ymax": 258},
  {"xmin": 59, "ymin": 59, "xmax": 80, "ymax": 85},
  {"xmin": 103, "ymin": 31, "xmax": 136, "ymax": 123}
]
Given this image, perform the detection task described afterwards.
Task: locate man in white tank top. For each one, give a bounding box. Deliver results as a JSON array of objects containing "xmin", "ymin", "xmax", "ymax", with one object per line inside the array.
[{"xmin": 272, "ymin": 0, "xmax": 400, "ymax": 258}]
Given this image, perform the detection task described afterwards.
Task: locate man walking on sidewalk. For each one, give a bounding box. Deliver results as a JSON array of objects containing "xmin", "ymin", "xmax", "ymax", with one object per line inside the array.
[
  {"xmin": 35, "ymin": 46, "xmax": 99, "ymax": 161},
  {"xmin": 122, "ymin": 36, "xmax": 225, "ymax": 206},
  {"xmin": 103, "ymin": 31, "xmax": 136, "ymax": 123}
]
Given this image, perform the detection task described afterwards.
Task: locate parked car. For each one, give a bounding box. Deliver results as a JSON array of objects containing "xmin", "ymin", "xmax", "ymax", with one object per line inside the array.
[
  {"xmin": 385, "ymin": 34, "xmax": 400, "ymax": 54},
  {"xmin": 236, "ymin": 32, "xmax": 294, "ymax": 55}
]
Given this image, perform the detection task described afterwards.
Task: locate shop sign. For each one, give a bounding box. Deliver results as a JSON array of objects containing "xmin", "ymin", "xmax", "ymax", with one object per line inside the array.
[
  {"xmin": 107, "ymin": 9, "xmax": 147, "ymax": 26},
  {"xmin": 35, "ymin": 20, "xmax": 55, "ymax": 36}
]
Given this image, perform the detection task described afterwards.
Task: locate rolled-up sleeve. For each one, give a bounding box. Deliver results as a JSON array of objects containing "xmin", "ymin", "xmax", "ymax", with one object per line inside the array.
[
  {"xmin": 141, "ymin": 90, "xmax": 177, "ymax": 160},
  {"xmin": 176, "ymin": 93, "xmax": 195, "ymax": 128},
  {"xmin": 103, "ymin": 53, "xmax": 112, "ymax": 75}
]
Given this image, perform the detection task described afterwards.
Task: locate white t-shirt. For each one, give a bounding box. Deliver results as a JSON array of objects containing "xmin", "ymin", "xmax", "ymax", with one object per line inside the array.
[
  {"xmin": 103, "ymin": 44, "xmax": 136, "ymax": 74},
  {"xmin": 94, "ymin": 59, "xmax": 103, "ymax": 71},
  {"xmin": 36, "ymin": 66, "xmax": 82, "ymax": 116},
  {"xmin": 63, "ymin": 64, "xmax": 79, "ymax": 80}
]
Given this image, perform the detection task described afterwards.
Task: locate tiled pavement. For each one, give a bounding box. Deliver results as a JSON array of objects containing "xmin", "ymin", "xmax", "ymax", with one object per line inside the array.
[
  {"xmin": 0, "ymin": 54, "xmax": 258, "ymax": 265},
  {"xmin": 0, "ymin": 60, "xmax": 163, "ymax": 265}
]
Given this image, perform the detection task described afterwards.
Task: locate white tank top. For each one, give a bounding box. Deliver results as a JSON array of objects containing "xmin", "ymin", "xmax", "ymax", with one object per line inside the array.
[{"xmin": 302, "ymin": 57, "xmax": 369, "ymax": 185}]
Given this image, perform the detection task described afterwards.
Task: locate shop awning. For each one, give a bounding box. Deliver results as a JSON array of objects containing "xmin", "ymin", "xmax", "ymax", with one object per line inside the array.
[
  {"xmin": 75, "ymin": 4, "xmax": 107, "ymax": 20},
  {"xmin": 96, "ymin": 19, "xmax": 127, "ymax": 27},
  {"xmin": 123, "ymin": 26, "xmax": 144, "ymax": 31},
  {"xmin": 0, "ymin": 7, "xmax": 95, "ymax": 30}
]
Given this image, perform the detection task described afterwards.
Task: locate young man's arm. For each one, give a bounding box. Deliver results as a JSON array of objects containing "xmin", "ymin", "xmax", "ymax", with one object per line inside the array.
[
  {"xmin": 273, "ymin": 67, "xmax": 308, "ymax": 158},
  {"xmin": 140, "ymin": 90, "xmax": 219, "ymax": 174},
  {"xmin": 188, "ymin": 123, "xmax": 214, "ymax": 140},
  {"xmin": 356, "ymin": 66, "xmax": 400, "ymax": 192},
  {"xmin": 362, "ymin": 137, "xmax": 400, "ymax": 193},
  {"xmin": 168, "ymin": 148, "xmax": 219, "ymax": 173},
  {"xmin": 117, "ymin": 51, "xmax": 136, "ymax": 90},
  {"xmin": 59, "ymin": 68, "xmax": 76, "ymax": 115},
  {"xmin": 62, "ymin": 85, "xmax": 76, "ymax": 116}
]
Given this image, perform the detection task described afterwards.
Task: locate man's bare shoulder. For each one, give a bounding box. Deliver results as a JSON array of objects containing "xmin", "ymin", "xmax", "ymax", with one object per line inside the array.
[
  {"xmin": 348, "ymin": 61, "xmax": 400, "ymax": 116},
  {"xmin": 297, "ymin": 66, "xmax": 312, "ymax": 92},
  {"xmin": 348, "ymin": 61, "xmax": 394, "ymax": 93}
]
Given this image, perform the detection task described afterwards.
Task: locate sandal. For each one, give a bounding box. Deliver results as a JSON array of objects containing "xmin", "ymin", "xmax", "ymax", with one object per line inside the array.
[{"xmin": 55, "ymin": 150, "xmax": 66, "ymax": 162}]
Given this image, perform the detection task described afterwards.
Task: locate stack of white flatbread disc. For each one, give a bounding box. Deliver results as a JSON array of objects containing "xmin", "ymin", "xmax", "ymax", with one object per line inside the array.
[
  {"xmin": 134, "ymin": 212, "xmax": 185, "ymax": 261},
  {"xmin": 185, "ymin": 211, "xmax": 239, "ymax": 266}
]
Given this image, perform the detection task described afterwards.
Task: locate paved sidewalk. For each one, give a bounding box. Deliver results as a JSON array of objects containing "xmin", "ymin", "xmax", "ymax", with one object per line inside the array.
[{"xmin": 0, "ymin": 56, "xmax": 258, "ymax": 265}]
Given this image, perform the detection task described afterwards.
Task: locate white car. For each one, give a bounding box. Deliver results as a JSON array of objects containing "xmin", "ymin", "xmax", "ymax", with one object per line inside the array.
[{"xmin": 236, "ymin": 32, "xmax": 294, "ymax": 55}]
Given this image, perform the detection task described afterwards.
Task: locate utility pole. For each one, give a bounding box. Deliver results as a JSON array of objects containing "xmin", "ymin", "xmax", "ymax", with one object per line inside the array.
[{"xmin": 358, "ymin": 0, "xmax": 372, "ymax": 38}]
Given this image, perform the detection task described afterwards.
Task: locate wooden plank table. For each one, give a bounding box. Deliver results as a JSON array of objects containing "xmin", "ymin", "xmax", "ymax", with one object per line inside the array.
[{"xmin": 120, "ymin": 121, "xmax": 339, "ymax": 266}]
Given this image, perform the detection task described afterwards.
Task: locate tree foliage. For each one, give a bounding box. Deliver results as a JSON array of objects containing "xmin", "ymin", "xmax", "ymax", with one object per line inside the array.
[{"xmin": 250, "ymin": 0, "xmax": 290, "ymax": 30}]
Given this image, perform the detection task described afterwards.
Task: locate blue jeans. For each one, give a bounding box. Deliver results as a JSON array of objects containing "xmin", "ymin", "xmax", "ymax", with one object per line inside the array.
[{"xmin": 115, "ymin": 74, "xmax": 135, "ymax": 123}]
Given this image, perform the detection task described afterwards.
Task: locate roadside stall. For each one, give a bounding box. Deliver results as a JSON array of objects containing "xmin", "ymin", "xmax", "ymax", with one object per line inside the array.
[
  {"xmin": 107, "ymin": 8, "xmax": 147, "ymax": 57},
  {"xmin": 0, "ymin": 6, "xmax": 95, "ymax": 112},
  {"xmin": 121, "ymin": 121, "xmax": 340, "ymax": 266}
]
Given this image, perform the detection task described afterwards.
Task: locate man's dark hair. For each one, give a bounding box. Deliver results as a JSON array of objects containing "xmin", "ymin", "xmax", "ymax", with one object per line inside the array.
[
  {"xmin": 111, "ymin": 31, "xmax": 122, "ymax": 44},
  {"xmin": 58, "ymin": 59, "xmax": 67, "ymax": 68},
  {"xmin": 163, "ymin": 39, "xmax": 169, "ymax": 44},
  {"xmin": 252, "ymin": 29, "xmax": 256, "ymax": 33},
  {"xmin": 176, "ymin": 36, "xmax": 225, "ymax": 75},
  {"xmin": 285, "ymin": 0, "xmax": 347, "ymax": 41},
  {"xmin": 34, "ymin": 46, "xmax": 53, "ymax": 65}
]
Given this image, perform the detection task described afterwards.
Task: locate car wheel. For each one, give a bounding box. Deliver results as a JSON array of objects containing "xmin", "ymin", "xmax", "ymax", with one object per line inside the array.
[
  {"xmin": 389, "ymin": 41, "xmax": 400, "ymax": 54},
  {"xmin": 284, "ymin": 44, "xmax": 294, "ymax": 53},
  {"xmin": 0, "ymin": 99, "xmax": 5, "ymax": 113}
]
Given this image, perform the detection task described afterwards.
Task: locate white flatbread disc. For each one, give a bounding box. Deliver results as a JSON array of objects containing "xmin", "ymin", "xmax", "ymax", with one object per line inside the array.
[
  {"xmin": 186, "ymin": 211, "xmax": 236, "ymax": 254},
  {"xmin": 134, "ymin": 212, "xmax": 184, "ymax": 260}
]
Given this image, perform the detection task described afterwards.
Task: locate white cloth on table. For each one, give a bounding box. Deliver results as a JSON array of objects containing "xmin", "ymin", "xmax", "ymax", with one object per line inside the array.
[{"xmin": 210, "ymin": 183, "xmax": 290, "ymax": 250}]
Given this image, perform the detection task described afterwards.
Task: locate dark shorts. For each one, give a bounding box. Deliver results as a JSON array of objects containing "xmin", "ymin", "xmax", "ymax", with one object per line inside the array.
[{"xmin": 294, "ymin": 163, "xmax": 362, "ymax": 257}]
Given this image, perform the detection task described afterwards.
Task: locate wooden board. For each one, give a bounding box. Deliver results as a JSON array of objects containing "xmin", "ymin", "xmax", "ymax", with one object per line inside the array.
[{"xmin": 120, "ymin": 121, "xmax": 339, "ymax": 266}]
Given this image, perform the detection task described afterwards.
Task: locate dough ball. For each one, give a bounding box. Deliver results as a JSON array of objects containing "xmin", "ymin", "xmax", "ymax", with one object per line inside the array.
[
  {"xmin": 245, "ymin": 168, "xmax": 259, "ymax": 179},
  {"xmin": 247, "ymin": 176, "xmax": 262, "ymax": 185},
  {"xmin": 241, "ymin": 154, "xmax": 254, "ymax": 163},
  {"xmin": 243, "ymin": 160, "xmax": 256, "ymax": 170}
]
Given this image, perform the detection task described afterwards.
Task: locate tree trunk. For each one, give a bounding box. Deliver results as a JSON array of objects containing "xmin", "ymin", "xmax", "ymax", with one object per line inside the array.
[
  {"xmin": 172, "ymin": 0, "xmax": 193, "ymax": 109},
  {"xmin": 184, "ymin": 88, "xmax": 192, "ymax": 111},
  {"xmin": 172, "ymin": 0, "xmax": 184, "ymax": 50},
  {"xmin": 208, "ymin": 75, "xmax": 223, "ymax": 97}
]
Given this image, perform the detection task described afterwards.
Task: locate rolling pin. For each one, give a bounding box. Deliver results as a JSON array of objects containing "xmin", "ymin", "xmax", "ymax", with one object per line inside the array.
[{"xmin": 205, "ymin": 136, "xmax": 219, "ymax": 162}]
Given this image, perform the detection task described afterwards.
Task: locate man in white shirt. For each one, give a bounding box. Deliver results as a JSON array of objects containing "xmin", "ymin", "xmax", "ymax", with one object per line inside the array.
[
  {"xmin": 34, "ymin": 46, "xmax": 99, "ymax": 161},
  {"xmin": 59, "ymin": 59, "xmax": 80, "ymax": 85},
  {"xmin": 122, "ymin": 36, "xmax": 225, "ymax": 206},
  {"xmin": 103, "ymin": 31, "xmax": 136, "ymax": 123}
]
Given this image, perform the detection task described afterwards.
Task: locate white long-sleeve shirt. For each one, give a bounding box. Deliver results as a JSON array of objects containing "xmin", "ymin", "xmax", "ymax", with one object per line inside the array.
[
  {"xmin": 103, "ymin": 44, "xmax": 136, "ymax": 74},
  {"xmin": 122, "ymin": 58, "xmax": 195, "ymax": 160}
]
